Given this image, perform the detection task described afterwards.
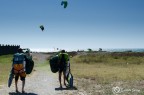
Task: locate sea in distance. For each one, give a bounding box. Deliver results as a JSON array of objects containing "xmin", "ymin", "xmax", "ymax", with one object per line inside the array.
[{"xmin": 102, "ymin": 48, "xmax": 144, "ymax": 52}]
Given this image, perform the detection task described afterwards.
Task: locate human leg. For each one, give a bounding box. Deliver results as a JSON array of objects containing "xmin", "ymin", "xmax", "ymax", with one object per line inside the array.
[
  {"xmin": 63, "ymin": 71, "xmax": 66, "ymax": 86},
  {"xmin": 59, "ymin": 71, "xmax": 62, "ymax": 88},
  {"xmin": 22, "ymin": 80, "xmax": 25, "ymax": 93},
  {"xmin": 15, "ymin": 74, "xmax": 19, "ymax": 92},
  {"xmin": 20, "ymin": 72, "xmax": 26, "ymax": 93}
]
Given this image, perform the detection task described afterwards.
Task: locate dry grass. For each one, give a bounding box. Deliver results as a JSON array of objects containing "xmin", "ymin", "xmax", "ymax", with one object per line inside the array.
[
  {"xmin": 70, "ymin": 53, "xmax": 144, "ymax": 84},
  {"xmin": 71, "ymin": 63, "xmax": 144, "ymax": 83}
]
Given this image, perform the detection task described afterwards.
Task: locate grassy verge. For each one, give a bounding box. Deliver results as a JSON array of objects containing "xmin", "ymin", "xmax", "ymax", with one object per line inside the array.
[
  {"xmin": 71, "ymin": 63, "xmax": 144, "ymax": 83},
  {"xmin": 70, "ymin": 53, "xmax": 144, "ymax": 84},
  {"xmin": 0, "ymin": 55, "xmax": 13, "ymax": 85}
]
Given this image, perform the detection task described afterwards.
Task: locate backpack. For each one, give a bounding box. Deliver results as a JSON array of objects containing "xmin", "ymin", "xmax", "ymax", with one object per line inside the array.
[{"xmin": 13, "ymin": 53, "xmax": 25, "ymax": 74}]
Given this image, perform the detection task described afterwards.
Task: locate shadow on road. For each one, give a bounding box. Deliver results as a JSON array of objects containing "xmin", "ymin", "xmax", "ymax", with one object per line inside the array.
[
  {"xmin": 55, "ymin": 86, "xmax": 77, "ymax": 91},
  {"xmin": 9, "ymin": 92, "xmax": 38, "ymax": 95}
]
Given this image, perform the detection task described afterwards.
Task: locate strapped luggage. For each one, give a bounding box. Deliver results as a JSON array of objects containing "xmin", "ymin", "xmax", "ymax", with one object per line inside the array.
[
  {"xmin": 25, "ymin": 58, "xmax": 34, "ymax": 74},
  {"xmin": 49, "ymin": 56, "xmax": 59, "ymax": 73}
]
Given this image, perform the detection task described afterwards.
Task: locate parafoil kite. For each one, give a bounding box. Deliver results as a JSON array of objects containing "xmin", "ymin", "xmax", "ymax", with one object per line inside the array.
[
  {"xmin": 40, "ymin": 25, "xmax": 44, "ymax": 31},
  {"xmin": 61, "ymin": 0, "xmax": 68, "ymax": 8}
]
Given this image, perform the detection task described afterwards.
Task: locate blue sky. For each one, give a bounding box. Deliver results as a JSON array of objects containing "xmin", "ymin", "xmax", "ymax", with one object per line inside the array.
[{"xmin": 0, "ymin": 0, "xmax": 144, "ymax": 52}]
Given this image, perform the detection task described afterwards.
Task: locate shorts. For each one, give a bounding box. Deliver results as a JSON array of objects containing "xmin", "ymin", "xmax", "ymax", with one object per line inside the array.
[
  {"xmin": 59, "ymin": 63, "xmax": 66, "ymax": 73},
  {"xmin": 15, "ymin": 72, "xmax": 26, "ymax": 81}
]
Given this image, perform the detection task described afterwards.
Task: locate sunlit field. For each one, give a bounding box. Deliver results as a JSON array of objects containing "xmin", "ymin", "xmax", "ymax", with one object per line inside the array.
[
  {"xmin": 1, "ymin": 52, "xmax": 144, "ymax": 94},
  {"xmin": 0, "ymin": 55, "xmax": 13, "ymax": 85},
  {"xmin": 70, "ymin": 52, "xmax": 144, "ymax": 83}
]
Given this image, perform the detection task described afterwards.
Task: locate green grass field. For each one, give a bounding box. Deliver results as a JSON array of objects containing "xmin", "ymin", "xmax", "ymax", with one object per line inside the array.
[{"xmin": 0, "ymin": 55, "xmax": 13, "ymax": 85}]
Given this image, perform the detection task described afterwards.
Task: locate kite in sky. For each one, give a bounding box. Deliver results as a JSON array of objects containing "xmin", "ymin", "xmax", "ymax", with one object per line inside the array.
[
  {"xmin": 39, "ymin": 1, "xmax": 68, "ymax": 32},
  {"xmin": 40, "ymin": 25, "xmax": 44, "ymax": 31},
  {"xmin": 61, "ymin": 0, "xmax": 68, "ymax": 8}
]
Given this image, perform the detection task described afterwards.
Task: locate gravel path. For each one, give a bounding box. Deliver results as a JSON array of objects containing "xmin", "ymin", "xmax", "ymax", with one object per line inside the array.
[{"xmin": 0, "ymin": 68, "xmax": 78, "ymax": 95}]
